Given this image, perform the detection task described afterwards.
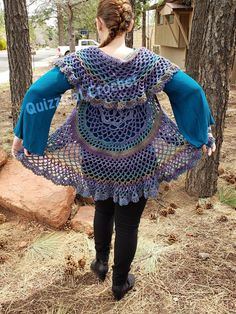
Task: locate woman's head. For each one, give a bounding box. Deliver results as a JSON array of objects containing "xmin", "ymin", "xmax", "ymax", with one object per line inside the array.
[{"xmin": 96, "ymin": 0, "xmax": 134, "ymax": 48}]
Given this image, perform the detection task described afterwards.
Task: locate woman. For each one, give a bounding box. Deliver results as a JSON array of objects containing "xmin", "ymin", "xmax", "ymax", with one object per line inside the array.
[{"xmin": 11, "ymin": 0, "xmax": 216, "ymax": 301}]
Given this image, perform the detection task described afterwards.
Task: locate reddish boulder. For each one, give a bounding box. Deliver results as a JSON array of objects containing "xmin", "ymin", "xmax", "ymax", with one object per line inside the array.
[
  {"xmin": 0, "ymin": 159, "xmax": 76, "ymax": 228},
  {"xmin": 0, "ymin": 148, "xmax": 8, "ymax": 167},
  {"xmin": 71, "ymin": 205, "xmax": 95, "ymax": 234}
]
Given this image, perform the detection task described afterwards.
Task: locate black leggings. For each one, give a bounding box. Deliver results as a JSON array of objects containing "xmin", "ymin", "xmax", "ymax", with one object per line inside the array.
[{"xmin": 94, "ymin": 195, "xmax": 148, "ymax": 285}]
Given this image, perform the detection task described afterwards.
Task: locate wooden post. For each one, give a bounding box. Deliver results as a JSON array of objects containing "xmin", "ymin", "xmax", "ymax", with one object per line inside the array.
[
  {"xmin": 174, "ymin": 12, "xmax": 189, "ymax": 48},
  {"xmin": 164, "ymin": 15, "xmax": 178, "ymax": 46}
]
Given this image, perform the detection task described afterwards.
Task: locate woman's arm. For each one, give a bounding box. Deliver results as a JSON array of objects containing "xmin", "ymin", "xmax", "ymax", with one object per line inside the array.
[
  {"xmin": 13, "ymin": 67, "xmax": 73, "ymax": 156},
  {"xmin": 163, "ymin": 70, "xmax": 215, "ymax": 151}
]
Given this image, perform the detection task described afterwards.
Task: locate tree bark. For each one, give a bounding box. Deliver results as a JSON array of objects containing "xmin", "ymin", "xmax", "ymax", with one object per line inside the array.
[
  {"xmin": 126, "ymin": 0, "xmax": 135, "ymax": 48},
  {"xmin": 185, "ymin": 0, "xmax": 236, "ymax": 197},
  {"xmin": 126, "ymin": 29, "xmax": 134, "ymax": 48},
  {"xmin": 56, "ymin": 3, "xmax": 65, "ymax": 46},
  {"xmin": 142, "ymin": 0, "xmax": 146, "ymax": 47},
  {"xmin": 3, "ymin": 0, "xmax": 32, "ymax": 127},
  {"xmin": 67, "ymin": 3, "xmax": 76, "ymax": 52},
  {"xmin": 65, "ymin": 0, "xmax": 88, "ymax": 52}
]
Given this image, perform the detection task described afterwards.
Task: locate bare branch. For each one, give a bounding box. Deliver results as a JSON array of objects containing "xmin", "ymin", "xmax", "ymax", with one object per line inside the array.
[{"xmin": 27, "ymin": 0, "xmax": 39, "ymax": 6}]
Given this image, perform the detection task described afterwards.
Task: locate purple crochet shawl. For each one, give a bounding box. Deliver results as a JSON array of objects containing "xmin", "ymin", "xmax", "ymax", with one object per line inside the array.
[{"xmin": 15, "ymin": 47, "xmax": 202, "ymax": 206}]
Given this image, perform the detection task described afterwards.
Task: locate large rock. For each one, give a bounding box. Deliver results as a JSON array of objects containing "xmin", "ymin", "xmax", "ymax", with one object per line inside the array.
[
  {"xmin": 0, "ymin": 148, "xmax": 8, "ymax": 167},
  {"xmin": 0, "ymin": 159, "xmax": 76, "ymax": 228},
  {"xmin": 71, "ymin": 205, "xmax": 95, "ymax": 234}
]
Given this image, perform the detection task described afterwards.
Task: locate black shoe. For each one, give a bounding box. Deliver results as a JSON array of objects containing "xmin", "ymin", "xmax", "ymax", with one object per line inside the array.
[
  {"xmin": 90, "ymin": 259, "xmax": 108, "ymax": 281},
  {"xmin": 112, "ymin": 274, "xmax": 135, "ymax": 301}
]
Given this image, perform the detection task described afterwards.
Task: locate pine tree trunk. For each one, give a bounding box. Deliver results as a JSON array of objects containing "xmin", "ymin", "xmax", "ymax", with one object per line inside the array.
[
  {"xmin": 126, "ymin": 0, "xmax": 135, "ymax": 48},
  {"xmin": 3, "ymin": 0, "xmax": 32, "ymax": 127},
  {"xmin": 67, "ymin": 3, "xmax": 76, "ymax": 53},
  {"xmin": 185, "ymin": 0, "xmax": 236, "ymax": 197},
  {"xmin": 56, "ymin": 3, "xmax": 65, "ymax": 46},
  {"xmin": 126, "ymin": 29, "xmax": 134, "ymax": 48},
  {"xmin": 142, "ymin": 0, "xmax": 146, "ymax": 47}
]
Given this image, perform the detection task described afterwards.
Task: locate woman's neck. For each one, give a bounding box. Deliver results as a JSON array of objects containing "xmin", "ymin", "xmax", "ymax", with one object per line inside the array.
[
  {"xmin": 103, "ymin": 34, "xmax": 126, "ymax": 49},
  {"xmin": 99, "ymin": 34, "xmax": 134, "ymax": 58}
]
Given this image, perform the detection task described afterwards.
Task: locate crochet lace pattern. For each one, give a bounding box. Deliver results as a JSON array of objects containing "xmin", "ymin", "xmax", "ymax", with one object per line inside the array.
[{"xmin": 15, "ymin": 47, "xmax": 203, "ymax": 206}]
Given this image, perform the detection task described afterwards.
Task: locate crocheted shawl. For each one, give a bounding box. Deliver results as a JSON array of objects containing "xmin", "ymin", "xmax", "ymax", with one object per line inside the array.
[
  {"xmin": 15, "ymin": 47, "xmax": 203, "ymax": 206},
  {"xmin": 54, "ymin": 46, "xmax": 180, "ymax": 110}
]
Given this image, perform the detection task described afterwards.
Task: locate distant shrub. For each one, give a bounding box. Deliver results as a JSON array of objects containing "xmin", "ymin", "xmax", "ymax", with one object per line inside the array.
[{"xmin": 0, "ymin": 38, "xmax": 7, "ymax": 50}]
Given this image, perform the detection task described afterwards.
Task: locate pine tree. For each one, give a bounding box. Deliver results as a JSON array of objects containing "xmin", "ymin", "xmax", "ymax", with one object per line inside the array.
[
  {"xmin": 3, "ymin": 0, "xmax": 33, "ymax": 127},
  {"xmin": 185, "ymin": 0, "xmax": 236, "ymax": 197}
]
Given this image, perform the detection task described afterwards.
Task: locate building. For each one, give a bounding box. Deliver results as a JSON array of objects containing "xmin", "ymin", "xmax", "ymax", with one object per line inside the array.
[
  {"xmin": 148, "ymin": 0, "xmax": 192, "ymax": 69},
  {"xmin": 148, "ymin": 0, "xmax": 236, "ymax": 84}
]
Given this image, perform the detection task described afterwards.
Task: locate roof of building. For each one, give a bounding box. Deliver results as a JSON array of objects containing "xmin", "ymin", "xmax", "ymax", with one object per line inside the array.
[{"xmin": 148, "ymin": 0, "xmax": 192, "ymax": 11}]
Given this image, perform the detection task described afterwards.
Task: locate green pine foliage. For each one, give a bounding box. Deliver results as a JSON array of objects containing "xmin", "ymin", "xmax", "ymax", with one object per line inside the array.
[
  {"xmin": 218, "ymin": 186, "xmax": 236, "ymax": 209},
  {"xmin": 0, "ymin": 9, "xmax": 6, "ymax": 50},
  {"xmin": 0, "ymin": 37, "xmax": 7, "ymax": 50}
]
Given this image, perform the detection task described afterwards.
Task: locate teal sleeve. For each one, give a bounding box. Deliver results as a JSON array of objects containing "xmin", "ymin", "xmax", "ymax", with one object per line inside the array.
[
  {"xmin": 13, "ymin": 67, "xmax": 73, "ymax": 155},
  {"xmin": 163, "ymin": 70, "xmax": 215, "ymax": 148}
]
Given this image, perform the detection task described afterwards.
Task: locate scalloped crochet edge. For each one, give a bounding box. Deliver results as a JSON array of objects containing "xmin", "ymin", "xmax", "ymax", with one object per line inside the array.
[
  {"xmin": 14, "ymin": 147, "xmax": 202, "ymax": 206},
  {"xmin": 53, "ymin": 56, "xmax": 79, "ymax": 88}
]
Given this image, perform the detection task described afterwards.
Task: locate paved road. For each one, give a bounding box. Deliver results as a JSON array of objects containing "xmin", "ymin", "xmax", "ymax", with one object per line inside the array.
[
  {"xmin": 0, "ymin": 51, "xmax": 10, "ymax": 72},
  {"xmin": 0, "ymin": 48, "xmax": 58, "ymax": 83}
]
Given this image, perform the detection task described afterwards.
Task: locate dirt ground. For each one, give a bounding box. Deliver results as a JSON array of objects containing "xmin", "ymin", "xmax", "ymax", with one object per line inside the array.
[{"xmin": 0, "ymin": 68, "xmax": 235, "ymax": 314}]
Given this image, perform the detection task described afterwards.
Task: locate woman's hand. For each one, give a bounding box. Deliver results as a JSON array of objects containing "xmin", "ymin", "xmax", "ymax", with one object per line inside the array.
[
  {"xmin": 11, "ymin": 136, "xmax": 31, "ymax": 158},
  {"xmin": 202, "ymin": 127, "xmax": 216, "ymax": 156},
  {"xmin": 202, "ymin": 142, "xmax": 216, "ymax": 156}
]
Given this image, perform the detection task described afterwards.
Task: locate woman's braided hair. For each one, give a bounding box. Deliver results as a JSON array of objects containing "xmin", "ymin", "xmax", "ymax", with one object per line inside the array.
[{"xmin": 97, "ymin": 0, "xmax": 134, "ymax": 48}]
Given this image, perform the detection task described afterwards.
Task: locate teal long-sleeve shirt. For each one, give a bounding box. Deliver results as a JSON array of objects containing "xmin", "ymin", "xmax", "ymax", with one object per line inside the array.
[
  {"xmin": 13, "ymin": 67, "xmax": 215, "ymax": 156},
  {"xmin": 14, "ymin": 67, "xmax": 72, "ymax": 155}
]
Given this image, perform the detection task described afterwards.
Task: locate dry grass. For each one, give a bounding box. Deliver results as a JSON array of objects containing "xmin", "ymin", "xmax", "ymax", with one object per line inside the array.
[{"xmin": 0, "ymin": 192, "xmax": 236, "ymax": 314}]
